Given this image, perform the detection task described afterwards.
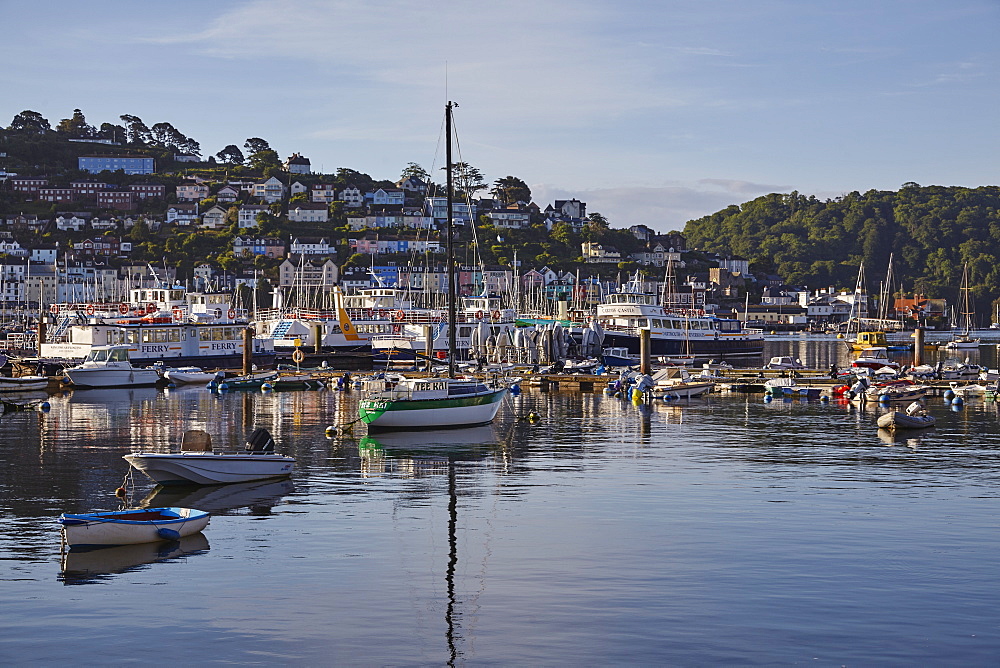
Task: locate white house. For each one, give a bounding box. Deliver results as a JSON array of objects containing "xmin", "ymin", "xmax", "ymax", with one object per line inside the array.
[
  {"xmin": 238, "ymin": 204, "xmax": 270, "ymax": 229},
  {"xmin": 288, "ymin": 204, "xmax": 329, "ymax": 223},
  {"xmin": 200, "ymin": 205, "xmax": 228, "ymax": 229},
  {"xmin": 166, "ymin": 203, "xmax": 199, "ymax": 226},
  {"xmin": 253, "ymin": 176, "xmax": 286, "ymax": 203},
  {"xmin": 289, "ymin": 237, "xmax": 332, "ymax": 256},
  {"xmin": 55, "ymin": 215, "xmax": 87, "ymax": 232},
  {"xmin": 339, "ymin": 185, "xmax": 364, "ymax": 208}
]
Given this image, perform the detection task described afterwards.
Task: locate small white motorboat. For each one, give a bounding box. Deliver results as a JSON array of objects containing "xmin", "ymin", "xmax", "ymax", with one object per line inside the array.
[
  {"xmin": 950, "ymin": 382, "xmax": 990, "ymax": 399},
  {"xmin": 164, "ymin": 367, "xmax": 222, "ymax": 385},
  {"xmin": 124, "ymin": 427, "xmax": 295, "ymax": 485},
  {"xmin": 650, "ymin": 368, "xmax": 715, "ymax": 398},
  {"xmin": 764, "ymin": 356, "xmax": 806, "ymax": 370},
  {"xmin": 63, "ymin": 345, "xmax": 160, "ymax": 389},
  {"xmin": 0, "ymin": 375, "xmax": 49, "ymax": 392},
  {"xmin": 58, "ymin": 507, "xmax": 210, "ymax": 547}
]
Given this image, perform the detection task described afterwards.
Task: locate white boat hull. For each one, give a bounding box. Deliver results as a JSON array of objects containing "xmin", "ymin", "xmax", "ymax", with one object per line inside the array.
[
  {"xmin": 0, "ymin": 376, "xmax": 49, "ymax": 392},
  {"xmin": 124, "ymin": 453, "xmax": 295, "ymax": 485},
  {"xmin": 59, "ymin": 507, "xmax": 210, "ymax": 547},
  {"xmin": 64, "ymin": 367, "xmax": 160, "ymax": 388},
  {"xmin": 164, "ymin": 368, "xmax": 219, "ymax": 385}
]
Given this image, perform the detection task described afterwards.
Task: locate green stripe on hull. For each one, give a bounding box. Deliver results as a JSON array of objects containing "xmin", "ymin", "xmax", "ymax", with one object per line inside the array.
[{"xmin": 359, "ymin": 389, "xmax": 506, "ymax": 425}]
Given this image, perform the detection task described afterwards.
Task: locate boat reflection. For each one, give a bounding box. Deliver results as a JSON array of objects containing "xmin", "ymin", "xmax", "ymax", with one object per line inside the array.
[
  {"xmin": 66, "ymin": 386, "xmax": 160, "ymax": 404},
  {"xmin": 59, "ymin": 532, "xmax": 209, "ymax": 585},
  {"xmin": 139, "ymin": 478, "xmax": 295, "ymax": 515},
  {"xmin": 876, "ymin": 427, "xmax": 936, "ymax": 447},
  {"xmin": 358, "ymin": 425, "xmax": 501, "ymax": 456}
]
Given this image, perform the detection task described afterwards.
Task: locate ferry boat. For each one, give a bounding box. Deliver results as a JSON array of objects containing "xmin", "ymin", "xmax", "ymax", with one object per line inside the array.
[
  {"xmin": 254, "ymin": 286, "xmax": 372, "ymax": 363},
  {"xmin": 39, "ymin": 286, "xmax": 275, "ymax": 369},
  {"xmin": 594, "ymin": 284, "xmax": 764, "ymax": 360}
]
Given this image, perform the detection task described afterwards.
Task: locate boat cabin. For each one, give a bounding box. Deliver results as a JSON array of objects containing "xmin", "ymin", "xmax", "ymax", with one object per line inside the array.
[{"xmin": 854, "ymin": 331, "xmax": 888, "ymax": 348}]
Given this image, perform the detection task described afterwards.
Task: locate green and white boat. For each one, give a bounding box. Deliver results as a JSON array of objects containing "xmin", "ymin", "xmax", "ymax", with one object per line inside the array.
[
  {"xmin": 358, "ymin": 375, "xmax": 507, "ymax": 431},
  {"xmin": 357, "ymin": 102, "xmax": 508, "ymax": 432}
]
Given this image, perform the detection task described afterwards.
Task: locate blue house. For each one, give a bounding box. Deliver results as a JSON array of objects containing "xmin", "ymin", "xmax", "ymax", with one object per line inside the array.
[{"xmin": 78, "ymin": 155, "xmax": 155, "ymax": 175}]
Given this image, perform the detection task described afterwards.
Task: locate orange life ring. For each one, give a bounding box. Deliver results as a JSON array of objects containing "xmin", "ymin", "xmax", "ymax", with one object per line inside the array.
[
  {"xmin": 50, "ymin": 304, "xmax": 59, "ymax": 314},
  {"xmin": 394, "ymin": 309, "xmax": 406, "ymax": 322},
  {"xmin": 86, "ymin": 304, "xmax": 95, "ymax": 315},
  {"xmin": 292, "ymin": 349, "xmax": 305, "ymax": 363},
  {"xmin": 118, "ymin": 303, "xmax": 129, "ymax": 315},
  {"xmin": 228, "ymin": 309, "xmax": 236, "ymax": 319},
  {"xmin": 172, "ymin": 307, "xmax": 183, "ymax": 321},
  {"xmin": 475, "ymin": 310, "xmax": 484, "ymax": 319},
  {"xmin": 492, "ymin": 310, "xmax": 501, "ymax": 320}
]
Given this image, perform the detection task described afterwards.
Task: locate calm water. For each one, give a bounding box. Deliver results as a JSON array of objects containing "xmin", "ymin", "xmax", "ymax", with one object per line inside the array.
[{"xmin": 3, "ymin": 339, "xmax": 1000, "ymax": 665}]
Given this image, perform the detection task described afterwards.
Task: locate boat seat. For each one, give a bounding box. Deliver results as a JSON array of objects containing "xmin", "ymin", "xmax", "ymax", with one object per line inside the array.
[
  {"xmin": 245, "ymin": 427, "xmax": 275, "ymax": 453},
  {"xmin": 181, "ymin": 429, "xmax": 212, "ymax": 452}
]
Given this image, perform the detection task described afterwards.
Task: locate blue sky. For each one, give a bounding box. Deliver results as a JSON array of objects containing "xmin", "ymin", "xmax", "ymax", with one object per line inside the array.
[{"xmin": 2, "ymin": 0, "xmax": 998, "ymax": 231}]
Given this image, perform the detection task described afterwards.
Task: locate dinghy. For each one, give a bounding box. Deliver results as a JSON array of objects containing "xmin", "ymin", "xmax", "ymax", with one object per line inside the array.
[
  {"xmin": 58, "ymin": 507, "xmax": 210, "ymax": 547},
  {"xmin": 124, "ymin": 427, "xmax": 295, "ymax": 485},
  {"xmin": 876, "ymin": 402, "xmax": 936, "ymax": 430},
  {"xmin": 0, "ymin": 375, "xmax": 49, "ymax": 392},
  {"xmin": 164, "ymin": 367, "xmax": 221, "ymax": 385}
]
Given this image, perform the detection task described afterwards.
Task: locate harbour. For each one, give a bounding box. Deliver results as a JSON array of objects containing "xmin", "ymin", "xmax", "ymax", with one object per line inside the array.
[{"xmin": 3, "ymin": 337, "xmax": 1000, "ymax": 664}]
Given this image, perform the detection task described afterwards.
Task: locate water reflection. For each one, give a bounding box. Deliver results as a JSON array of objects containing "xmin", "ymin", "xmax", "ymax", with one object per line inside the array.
[
  {"xmin": 59, "ymin": 533, "xmax": 210, "ymax": 585},
  {"xmin": 140, "ymin": 479, "xmax": 295, "ymax": 515}
]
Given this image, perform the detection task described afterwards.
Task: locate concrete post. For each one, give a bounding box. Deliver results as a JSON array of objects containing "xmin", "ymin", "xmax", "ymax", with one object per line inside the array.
[{"xmin": 913, "ymin": 328, "xmax": 924, "ymax": 366}]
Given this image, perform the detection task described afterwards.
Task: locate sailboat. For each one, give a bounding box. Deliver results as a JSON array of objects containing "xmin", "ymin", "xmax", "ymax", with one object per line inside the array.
[
  {"xmin": 357, "ymin": 102, "xmax": 508, "ymax": 432},
  {"xmin": 944, "ymin": 264, "xmax": 979, "ymax": 349}
]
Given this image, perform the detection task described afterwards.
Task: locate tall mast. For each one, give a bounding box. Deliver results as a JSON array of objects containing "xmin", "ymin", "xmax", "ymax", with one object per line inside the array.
[{"xmin": 446, "ymin": 101, "xmax": 457, "ymax": 378}]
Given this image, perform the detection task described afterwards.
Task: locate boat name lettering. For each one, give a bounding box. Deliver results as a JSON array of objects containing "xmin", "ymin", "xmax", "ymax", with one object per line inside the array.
[
  {"xmin": 141, "ymin": 344, "xmax": 171, "ymax": 352},
  {"xmin": 210, "ymin": 342, "xmax": 239, "ymax": 350}
]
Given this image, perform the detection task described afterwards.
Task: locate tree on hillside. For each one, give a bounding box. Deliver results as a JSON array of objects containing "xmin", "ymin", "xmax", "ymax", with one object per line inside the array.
[
  {"xmin": 447, "ymin": 162, "xmax": 487, "ymax": 198},
  {"xmin": 491, "ymin": 176, "xmax": 531, "ymax": 206},
  {"xmin": 400, "ymin": 162, "xmax": 430, "ymax": 182},
  {"xmin": 248, "ymin": 149, "xmax": 282, "ymax": 174},
  {"xmin": 216, "ymin": 144, "xmax": 245, "ymax": 165},
  {"xmin": 120, "ymin": 114, "xmax": 152, "ymax": 145},
  {"xmin": 8, "ymin": 110, "xmax": 51, "ymax": 134},
  {"xmin": 55, "ymin": 109, "xmax": 95, "ymax": 138},
  {"xmin": 244, "ymin": 137, "xmax": 271, "ymax": 155},
  {"xmin": 97, "ymin": 123, "xmax": 126, "ymax": 143}
]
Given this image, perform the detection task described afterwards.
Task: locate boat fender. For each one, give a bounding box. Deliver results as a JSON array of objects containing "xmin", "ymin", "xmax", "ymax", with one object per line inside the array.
[
  {"xmin": 325, "ymin": 426, "xmax": 338, "ymax": 437},
  {"xmin": 943, "ymin": 389, "xmax": 955, "ymax": 400},
  {"xmin": 952, "ymin": 395, "xmax": 964, "ymax": 406},
  {"xmin": 39, "ymin": 401, "xmax": 50, "ymax": 412},
  {"xmin": 218, "ymin": 382, "xmax": 229, "ymax": 391},
  {"xmin": 156, "ymin": 527, "xmax": 182, "ymax": 541},
  {"xmin": 261, "ymin": 383, "xmax": 273, "ymax": 391},
  {"xmin": 764, "ymin": 395, "xmax": 773, "ymax": 403},
  {"xmin": 820, "ymin": 395, "xmax": 829, "ymax": 403},
  {"xmin": 509, "ymin": 385, "xmax": 521, "ymax": 396},
  {"xmin": 879, "ymin": 394, "xmax": 891, "ymax": 404}
]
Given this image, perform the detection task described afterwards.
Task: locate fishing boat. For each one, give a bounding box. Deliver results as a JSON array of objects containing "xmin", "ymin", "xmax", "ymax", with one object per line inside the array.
[
  {"xmin": 62, "ymin": 344, "xmax": 160, "ymax": 388},
  {"xmin": 124, "ymin": 427, "xmax": 295, "ymax": 485},
  {"xmin": 0, "ymin": 374, "xmax": 49, "ymax": 392},
  {"xmin": 58, "ymin": 507, "xmax": 210, "ymax": 547},
  {"xmin": 357, "ymin": 102, "xmax": 507, "ymax": 432}
]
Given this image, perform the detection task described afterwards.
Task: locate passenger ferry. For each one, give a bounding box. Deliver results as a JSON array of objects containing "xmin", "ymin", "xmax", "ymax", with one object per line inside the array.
[
  {"xmin": 595, "ymin": 287, "xmax": 764, "ymax": 360},
  {"xmin": 39, "ymin": 286, "xmax": 275, "ymax": 369}
]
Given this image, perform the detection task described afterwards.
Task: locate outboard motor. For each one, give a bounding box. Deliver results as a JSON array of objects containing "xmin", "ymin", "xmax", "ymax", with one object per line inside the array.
[{"xmin": 245, "ymin": 427, "xmax": 275, "ymax": 453}]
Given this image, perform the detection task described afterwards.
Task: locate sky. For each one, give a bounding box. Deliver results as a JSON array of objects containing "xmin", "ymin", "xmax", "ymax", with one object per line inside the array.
[{"xmin": 2, "ymin": 0, "xmax": 999, "ymax": 232}]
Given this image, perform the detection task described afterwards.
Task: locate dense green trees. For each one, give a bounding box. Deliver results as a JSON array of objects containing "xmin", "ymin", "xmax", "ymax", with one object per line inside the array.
[{"xmin": 684, "ymin": 184, "xmax": 1000, "ymax": 313}]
